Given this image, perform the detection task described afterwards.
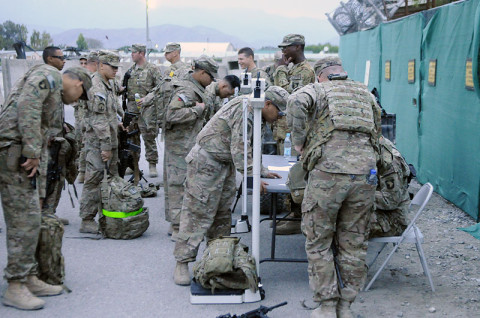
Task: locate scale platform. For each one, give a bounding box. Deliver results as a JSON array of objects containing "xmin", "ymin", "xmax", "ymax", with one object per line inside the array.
[{"xmin": 190, "ymin": 280, "xmax": 263, "ymax": 304}]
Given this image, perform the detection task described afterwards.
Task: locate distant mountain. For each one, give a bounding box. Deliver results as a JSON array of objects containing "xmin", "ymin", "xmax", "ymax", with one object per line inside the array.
[{"xmin": 52, "ymin": 24, "xmax": 250, "ymax": 50}]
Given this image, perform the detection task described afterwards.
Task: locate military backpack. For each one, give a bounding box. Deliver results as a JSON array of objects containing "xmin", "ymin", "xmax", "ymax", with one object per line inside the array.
[
  {"xmin": 100, "ymin": 168, "xmax": 149, "ymax": 239},
  {"xmin": 35, "ymin": 214, "xmax": 65, "ymax": 285},
  {"xmin": 193, "ymin": 237, "xmax": 258, "ymax": 293}
]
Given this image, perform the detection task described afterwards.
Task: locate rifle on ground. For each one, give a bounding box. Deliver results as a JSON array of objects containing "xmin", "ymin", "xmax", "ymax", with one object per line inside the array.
[
  {"xmin": 216, "ymin": 301, "xmax": 287, "ymax": 318},
  {"xmin": 45, "ymin": 140, "xmax": 62, "ymax": 196},
  {"xmin": 332, "ymin": 243, "xmax": 344, "ymax": 289},
  {"xmin": 118, "ymin": 112, "xmax": 141, "ymax": 180},
  {"xmin": 122, "ymin": 69, "xmax": 132, "ymax": 112}
]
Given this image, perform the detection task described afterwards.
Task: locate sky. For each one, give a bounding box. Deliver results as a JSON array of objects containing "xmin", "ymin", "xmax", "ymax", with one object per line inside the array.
[{"xmin": 0, "ymin": 0, "xmax": 343, "ymax": 45}]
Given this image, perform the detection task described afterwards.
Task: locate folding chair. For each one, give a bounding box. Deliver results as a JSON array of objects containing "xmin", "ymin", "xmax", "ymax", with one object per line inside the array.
[{"xmin": 365, "ymin": 182, "xmax": 435, "ymax": 292}]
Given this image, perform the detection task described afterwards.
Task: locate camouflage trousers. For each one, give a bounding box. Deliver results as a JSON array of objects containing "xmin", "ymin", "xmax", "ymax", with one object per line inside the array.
[
  {"xmin": 79, "ymin": 144, "xmax": 119, "ymax": 220},
  {"xmin": 367, "ymin": 208, "xmax": 408, "ymax": 239},
  {"xmin": 301, "ymin": 169, "xmax": 375, "ymax": 303},
  {"xmin": 131, "ymin": 105, "xmax": 158, "ymax": 165},
  {"xmin": 74, "ymin": 106, "xmax": 87, "ymax": 173},
  {"xmin": 174, "ymin": 145, "xmax": 236, "ymax": 263},
  {"xmin": 0, "ymin": 146, "xmax": 41, "ymax": 281}
]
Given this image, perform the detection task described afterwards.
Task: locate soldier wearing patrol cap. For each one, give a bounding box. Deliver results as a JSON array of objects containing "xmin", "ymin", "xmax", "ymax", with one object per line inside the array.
[
  {"xmin": 124, "ymin": 43, "xmax": 163, "ymax": 178},
  {"xmin": 172, "ymin": 86, "xmax": 288, "ymax": 286},
  {"xmin": 163, "ymin": 55, "xmax": 217, "ymax": 240},
  {"xmin": 164, "ymin": 42, "xmax": 190, "ymax": 78},
  {"xmin": 287, "ymin": 56, "xmax": 383, "ymax": 318},
  {"xmin": 0, "ymin": 64, "xmax": 90, "ymax": 310},
  {"xmin": 273, "ymin": 34, "xmax": 315, "ymax": 155},
  {"xmin": 79, "ymin": 50, "xmax": 123, "ymax": 234}
]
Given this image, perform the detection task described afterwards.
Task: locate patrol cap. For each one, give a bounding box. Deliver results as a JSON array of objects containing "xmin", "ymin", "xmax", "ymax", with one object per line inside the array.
[
  {"xmin": 131, "ymin": 44, "xmax": 146, "ymax": 53},
  {"xmin": 87, "ymin": 51, "xmax": 99, "ymax": 62},
  {"xmin": 278, "ymin": 34, "xmax": 305, "ymax": 48},
  {"xmin": 194, "ymin": 55, "xmax": 219, "ymax": 78},
  {"xmin": 64, "ymin": 66, "xmax": 92, "ymax": 100},
  {"xmin": 79, "ymin": 54, "xmax": 87, "ymax": 60},
  {"xmin": 98, "ymin": 50, "xmax": 121, "ymax": 68},
  {"xmin": 314, "ymin": 56, "xmax": 342, "ymax": 74},
  {"xmin": 265, "ymin": 86, "xmax": 289, "ymax": 112},
  {"xmin": 164, "ymin": 42, "xmax": 181, "ymax": 53}
]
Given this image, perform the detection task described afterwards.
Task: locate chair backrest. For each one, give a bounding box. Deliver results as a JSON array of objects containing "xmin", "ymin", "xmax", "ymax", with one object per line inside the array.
[{"xmin": 403, "ymin": 183, "xmax": 434, "ymax": 237}]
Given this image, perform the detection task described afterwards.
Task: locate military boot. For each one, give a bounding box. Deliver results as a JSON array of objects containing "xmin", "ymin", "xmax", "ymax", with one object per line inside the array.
[
  {"xmin": 311, "ymin": 300, "xmax": 338, "ymax": 318},
  {"xmin": 167, "ymin": 224, "xmax": 174, "ymax": 236},
  {"xmin": 170, "ymin": 225, "xmax": 179, "ymax": 242},
  {"xmin": 173, "ymin": 262, "xmax": 190, "ymax": 286},
  {"xmin": 77, "ymin": 172, "xmax": 85, "ymax": 183},
  {"xmin": 59, "ymin": 218, "xmax": 69, "ymax": 225},
  {"xmin": 25, "ymin": 276, "xmax": 63, "ymax": 297},
  {"xmin": 336, "ymin": 299, "xmax": 354, "ymax": 318},
  {"xmin": 275, "ymin": 220, "xmax": 302, "ymax": 235},
  {"xmin": 79, "ymin": 219, "xmax": 99, "ymax": 234},
  {"xmin": 149, "ymin": 163, "xmax": 158, "ymax": 178},
  {"xmin": 2, "ymin": 281, "xmax": 45, "ymax": 310}
]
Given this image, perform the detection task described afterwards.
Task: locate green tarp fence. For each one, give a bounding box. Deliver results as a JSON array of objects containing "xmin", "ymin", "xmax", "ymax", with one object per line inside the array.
[{"xmin": 340, "ymin": 0, "xmax": 480, "ymax": 220}]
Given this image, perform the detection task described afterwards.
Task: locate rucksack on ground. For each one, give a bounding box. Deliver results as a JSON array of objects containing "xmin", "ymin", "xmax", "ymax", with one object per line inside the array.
[{"xmin": 35, "ymin": 214, "xmax": 65, "ymax": 285}]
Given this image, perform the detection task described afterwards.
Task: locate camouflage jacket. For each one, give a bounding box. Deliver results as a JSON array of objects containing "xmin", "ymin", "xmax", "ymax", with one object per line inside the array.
[
  {"xmin": 273, "ymin": 60, "xmax": 315, "ymax": 93},
  {"xmin": 164, "ymin": 60, "xmax": 190, "ymax": 79},
  {"xmin": 164, "ymin": 73, "xmax": 206, "ymax": 156},
  {"xmin": 263, "ymin": 63, "xmax": 277, "ymax": 84},
  {"xmin": 196, "ymin": 96, "xmax": 269, "ymax": 176},
  {"xmin": 287, "ymin": 79, "xmax": 382, "ymax": 173},
  {"xmin": 376, "ymin": 138, "xmax": 411, "ymax": 212},
  {"xmin": 0, "ymin": 64, "xmax": 63, "ymax": 158},
  {"xmin": 126, "ymin": 61, "xmax": 162, "ymax": 112},
  {"xmin": 248, "ymin": 66, "xmax": 272, "ymax": 89},
  {"xmin": 84, "ymin": 72, "xmax": 120, "ymax": 151},
  {"xmin": 203, "ymin": 82, "xmax": 224, "ymax": 123}
]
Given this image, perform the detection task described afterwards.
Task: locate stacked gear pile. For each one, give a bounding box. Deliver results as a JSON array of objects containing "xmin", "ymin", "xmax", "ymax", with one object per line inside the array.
[
  {"xmin": 100, "ymin": 168, "xmax": 149, "ymax": 239},
  {"xmin": 193, "ymin": 237, "xmax": 258, "ymax": 293}
]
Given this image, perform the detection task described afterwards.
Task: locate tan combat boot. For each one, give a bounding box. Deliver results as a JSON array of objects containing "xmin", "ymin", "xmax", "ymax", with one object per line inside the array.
[
  {"xmin": 167, "ymin": 224, "xmax": 174, "ymax": 236},
  {"xmin": 311, "ymin": 300, "xmax": 338, "ymax": 318},
  {"xmin": 77, "ymin": 172, "xmax": 85, "ymax": 183},
  {"xmin": 336, "ymin": 299, "xmax": 354, "ymax": 318},
  {"xmin": 173, "ymin": 262, "xmax": 190, "ymax": 286},
  {"xmin": 275, "ymin": 220, "xmax": 302, "ymax": 235},
  {"xmin": 79, "ymin": 219, "xmax": 99, "ymax": 234},
  {"xmin": 149, "ymin": 163, "xmax": 158, "ymax": 178},
  {"xmin": 25, "ymin": 276, "xmax": 63, "ymax": 297},
  {"xmin": 2, "ymin": 281, "xmax": 45, "ymax": 310}
]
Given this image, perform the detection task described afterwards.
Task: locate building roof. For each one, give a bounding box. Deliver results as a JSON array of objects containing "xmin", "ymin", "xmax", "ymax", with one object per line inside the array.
[{"xmin": 176, "ymin": 42, "xmax": 237, "ymax": 57}]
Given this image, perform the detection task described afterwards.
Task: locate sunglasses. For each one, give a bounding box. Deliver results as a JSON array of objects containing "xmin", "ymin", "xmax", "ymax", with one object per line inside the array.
[
  {"xmin": 104, "ymin": 63, "xmax": 119, "ymax": 70},
  {"xmin": 52, "ymin": 55, "xmax": 66, "ymax": 61}
]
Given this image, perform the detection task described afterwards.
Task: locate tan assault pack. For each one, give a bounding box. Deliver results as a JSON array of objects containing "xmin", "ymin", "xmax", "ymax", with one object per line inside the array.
[
  {"xmin": 193, "ymin": 237, "xmax": 258, "ymax": 293},
  {"xmin": 35, "ymin": 214, "xmax": 65, "ymax": 285}
]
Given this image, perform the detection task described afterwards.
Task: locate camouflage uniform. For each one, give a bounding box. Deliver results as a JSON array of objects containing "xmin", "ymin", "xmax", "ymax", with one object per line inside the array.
[
  {"xmin": 287, "ymin": 59, "xmax": 382, "ymax": 305},
  {"xmin": 80, "ymin": 53, "xmax": 121, "ymax": 222},
  {"xmin": 247, "ymin": 66, "xmax": 272, "ymax": 89},
  {"xmin": 0, "ymin": 64, "xmax": 63, "ymax": 281},
  {"xmin": 163, "ymin": 71, "xmax": 209, "ymax": 227},
  {"xmin": 174, "ymin": 86, "xmax": 289, "ymax": 263},
  {"xmin": 163, "ymin": 42, "xmax": 190, "ymax": 79},
  {"xmin": 273, "ymin": 35, "xmax": 315, "ymax": 156},
  {"xmin": 126, "ymin": 45, "xmax": 162, "ymax": 166},
  {"xmin": 73, "ymin": 98, "xmax": 88, "ymax": 174},
  {"xmin": 203, "ymin": 82, "xmax": 224, "ymax": 123},
  {"xmin": 368, "ymin": 138, "xmax": 410, "ymax": 238}
]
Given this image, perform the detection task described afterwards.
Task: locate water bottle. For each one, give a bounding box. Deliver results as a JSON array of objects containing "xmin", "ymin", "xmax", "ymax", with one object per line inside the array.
[
  {"xmin": 135, "ymin": 93, "xmax": 141, "ymax": 110},
  {"xmin": 284, "ymin": 133, "xmax": 292, "ymax": 158},
  {"xmin": 367, "ymin": 169, "xmax": 378, "ymax": 186}
]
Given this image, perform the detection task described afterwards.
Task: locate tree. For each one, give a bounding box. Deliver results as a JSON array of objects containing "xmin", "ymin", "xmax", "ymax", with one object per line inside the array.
[
  {"xmin": 0, "ymin": 20, "xmax": 28, "ymax": 49},
  {"xmin": 76, "ymin": 33, "xmax": 88, "ymax": 50},
  {"xmin": 85, "ymin": 37, "xmax": 103, "ymax": 49},
  {"xmin": 30, "ymin": 30, "xmax": 41, "ymax": 49},
  {"xmin": 305, "ymin": 43, "xmax": 339, "ymax": 54},
  {"xmin": 40, "ymin": 31, "xmax": 53, "ymax": 48}
]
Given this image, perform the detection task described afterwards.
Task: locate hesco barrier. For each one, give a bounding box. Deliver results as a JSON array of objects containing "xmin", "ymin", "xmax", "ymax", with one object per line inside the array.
[{"xmin": 340, "ymin": 0, "xmax": 480, "ymax": 220}]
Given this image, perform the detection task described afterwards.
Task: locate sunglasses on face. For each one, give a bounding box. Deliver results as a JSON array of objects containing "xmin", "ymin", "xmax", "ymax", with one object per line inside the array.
[{"xmin": 52, "ymin": 55, "xmax": 66, "ymax": 61}]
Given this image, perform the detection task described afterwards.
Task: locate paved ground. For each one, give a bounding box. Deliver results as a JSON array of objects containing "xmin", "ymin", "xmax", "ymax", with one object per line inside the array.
[{"xmin": 0, "ymin": 106, "xmax": 479, "ymax": 317}]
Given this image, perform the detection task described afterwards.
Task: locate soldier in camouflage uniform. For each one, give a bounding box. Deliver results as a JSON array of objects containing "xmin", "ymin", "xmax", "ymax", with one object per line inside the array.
[
  {"xmin": 237, "ymin": 47, "xmax": 271, "ymax": 88},
  {"xmin": 173, "ymin": 86, "xmax": 288, "ymax": 286},
  {"xmin": 125, "ymin": 44, "xmax": 163, "ymax": 177},
  {"xmin": 263, "ymin": 51, "xmax": 283, "ymax": 84},
  {"xmin": 79, "ymin": 51, "xmax": 123, "ymax": 234},
  {"xmin": 0, "ymin": 63, "xmax": 89, "ymax": 310},
  {"xmin": 163, "ymin": 42, "xmax": 190, "ymax": 78},
  {"xmin": 163, "ymin": 56, "xmax": 218, "ymax": 238},
  {"xmin": 203, "ymin": 75, "xmax": 240, "ymax": 122},
  {"xmin": 75, "ymin": 51, "xmax": 99, "ymax": 183},
  {"xmin": 287, "ymin": 57, "xmax": 382, "ymax": 318},
  {"xmin": 368, "ymin": 137, "xmax": 410, "ymax": 239}
]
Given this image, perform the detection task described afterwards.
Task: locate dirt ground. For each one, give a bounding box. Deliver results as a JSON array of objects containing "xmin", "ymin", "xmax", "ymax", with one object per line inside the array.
[{"xmin": 354, "ymin": 180, "xmax": 480, "ymax": 318}]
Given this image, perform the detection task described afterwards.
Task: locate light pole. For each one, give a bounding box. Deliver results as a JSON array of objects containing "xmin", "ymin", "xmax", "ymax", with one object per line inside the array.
[{"xmin": 146, "ymin": 0, "xmax": 151, "ymax": 55}]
